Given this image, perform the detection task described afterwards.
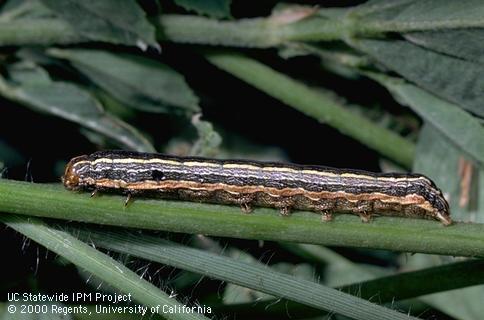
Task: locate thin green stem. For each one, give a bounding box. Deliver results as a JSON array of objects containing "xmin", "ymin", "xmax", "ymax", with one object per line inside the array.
[
  {"xmin": 1, "ymin": 180, "xmax": 484, "ymax": 257},
  {"xmin": 3, "ymin": 10, "xmax": 484, "ymax": 48},
  {"xmin": 212, "ymin": 259, "xmax": 484, "ymax": 318},
  {"xmin": 68, "ymin": 227, "xmax": 417, "ymax": 320},
  {"xmin": 0, "ymin": 214, "xmax": 208, "ymax": 320},
  {"xmin": 157, "ymin": 15, "xmax": 279, "ymax": 48},
  {"xmin": 156, "ymin": 14, "xmax": 350, "ymax": 47},
  {"xmin": 0, "ymin": 19, "xmax": 82, "ymax": 45},
  {"xmin": 362, "ymin": 19, "xmax": 484, "ymax": 34},
  {"xmin": 282, "ymin": 243, "xmax": 484, "ymax": 302},
  {"xmin": 217, "ymin": 242, "xmax": 484, "ymax": 317},
  {"xmin": 205, "ymin": 52, "xmax": 415, "ymax": 168},
  {"xmin": 341, "ymin": 259, "xmax": 484, "ymax": 303},
  {"xmin": 0, "ymin": 14, "xmax": 348, "ymax": 47}
]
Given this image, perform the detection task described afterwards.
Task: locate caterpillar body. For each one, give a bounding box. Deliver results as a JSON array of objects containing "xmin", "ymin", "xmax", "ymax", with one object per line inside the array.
[{"xmin": 63, "ymin": 150, "xmax": 452, "ymax": 225}]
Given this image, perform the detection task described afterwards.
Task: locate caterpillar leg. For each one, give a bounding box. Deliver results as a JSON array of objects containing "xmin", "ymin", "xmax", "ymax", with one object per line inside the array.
[
  {"xmin": 240, "ymin": 202, "xmax": 253, "ymax": 213},
  {"xmin": 279, "ymin": 206, "xmax": 291, "ymax": 216},
  {"xmin": 124, "ymin": 190, "xmax": 137, "ymax": 207},
  {"xmin": 237, "ymin": 194, "xmax": 256, "ymax": 214},
  {"xmin": 90, "ymin": 189, "xmax": 99, "ymax": 198},
  {"xmin": 358, "ymin": 211, "xmax": 372, "ymax": 223},
  {"xmin": 321, "ymin": 211, "xmax": 333, "ymax": 222}
]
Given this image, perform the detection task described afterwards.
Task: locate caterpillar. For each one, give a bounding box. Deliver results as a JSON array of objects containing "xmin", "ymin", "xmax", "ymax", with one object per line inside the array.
[{"xmin": 63, "ymin": 150, "xmax": 451, "ymax": 225}]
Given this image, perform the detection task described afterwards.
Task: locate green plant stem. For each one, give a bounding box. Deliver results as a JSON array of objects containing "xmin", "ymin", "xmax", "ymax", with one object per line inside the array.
[
  {"xmin": 0, "ymin": 214, "xmax": 208, "ymax": 320},
  {"xmin": 215, "ymin": 245, "xmax": 484, "ymax": 317},
  {"xmin": 3, "ymin": 11, "xmax": 484, "ymax": 48},
  {"xmin": 158, "ymin": 15, "xmax": 277, "ymax": 47},
  {"xmin": 1, "ymin": 180, "xmax": 484, "ymax": 257},
  {"xmin": 71, "ymin": 226, "xmax": 484, "ymax": 319},
  {"xmin": 285, "ymin": 243, "xmax": 484, "ymax": 302},
  {"xmin": 362, "ymin": 20, "xmax": 484, "ymax": 34},
  {"xmin": 69, "ymin": 227, "xmax": 416, "ymax": 320},
  {"xmin": 156, "ymin": 14, "xmax": 349, "ymax": 47},
  {"xmin": 0, "ymin": 19, "xmax": 82, "ymax": 45},
  {"xmin": 0, "ymin": 14, "xmax": 348, "ymax": 47},
  {"xmin": 157, "ymin": 13, "xmax": 484, "ymax": 46},
  {"xmin": 342, "ymin": 259, "xmax": 484, "ymax": 303},
  {"xmin": 205, "ymin": 52, "xmax": 415, "ymax": 167}
]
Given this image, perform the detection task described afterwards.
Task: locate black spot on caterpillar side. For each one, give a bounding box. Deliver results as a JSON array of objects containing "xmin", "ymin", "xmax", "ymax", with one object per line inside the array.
[{"xmin": 151, "ymin": 170, "xmax": 165, "ymax": 181}]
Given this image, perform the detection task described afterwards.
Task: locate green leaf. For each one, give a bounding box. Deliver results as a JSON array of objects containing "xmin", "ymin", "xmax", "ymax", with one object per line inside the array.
[
  {"xmin": 354, "ymin": 0, "xmax": 484, "ymax": 32},
  {"xmin": 0, "ymin": 1, "xmax": 81, "ymax": 46},
  {"xmin": 397, "ymin": 253, "xmax": 484, "ymax": 320},
  {"xmin": 281, "ymin": 244, "xmax": 390, "ymax": 293},
  {"xmin": 356, "ymin": 39, "xmax": 484, "ymax": 118},
  {"xmin": 369, "ymin": 73, "xmax": 484, "ymax": 168},
  {"xmin": 0, "ymin": 0, "xmax": 53, "ymax": 21},
  {"xmin": 0, "ymin": 63, "xmax": 154, "ymax": 152},
  {"xmin": 405, "ymin": 29, "xmax": 484, "ymax": 64},
  {"xmin": 8, "ymin": 61, "xmax": 50, "ymax": 85},
  {"xmin": 40, "ymin": 0, "xmax": 158, "ymax": 49},
  {"xmin": 221, "ymin": 249, "xmax": 274, "ymax": 304},
  {"xmin": 173, "ymin": 0, "xmax": 231, "ymax": 19},
  {"xmin": 49, "ymin": 49, "xmax": 200, "ymax": 115},
  {"xmin": 283, "ymin": 243, "xmax": 484, "ymax": 308},
  {"xmin": 0, "ymin": 215, "xmax": 208, "ymax": 320},
  {"xmin": 189, "ymin": 114, "xmax": 222, "ymax": 157},
  {"xmin": 422, "ymin": 283, "xmax": 484, "ymax": 320},
  {"xmin": 72, "ymin": 227, "xmax": 420, "ymax": 320},
  {"xmin": 414, "ymin": 124, "xmax": 484, "ymax": 223}
]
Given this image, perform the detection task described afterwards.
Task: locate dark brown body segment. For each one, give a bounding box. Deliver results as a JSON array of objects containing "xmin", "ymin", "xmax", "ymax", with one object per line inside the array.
[
  {"xmin": 62, "ymin": 150, "xmax": 452, "ymax": 225},
  {"xmin": 169, "ymin": 188, "xmax": 446, "ymax": 223}
]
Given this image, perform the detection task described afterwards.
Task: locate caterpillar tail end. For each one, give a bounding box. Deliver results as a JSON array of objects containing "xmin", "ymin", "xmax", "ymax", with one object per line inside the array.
[{"xmin": 436, "ymin": 211, "xmax": 452, "ymax": 226}]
